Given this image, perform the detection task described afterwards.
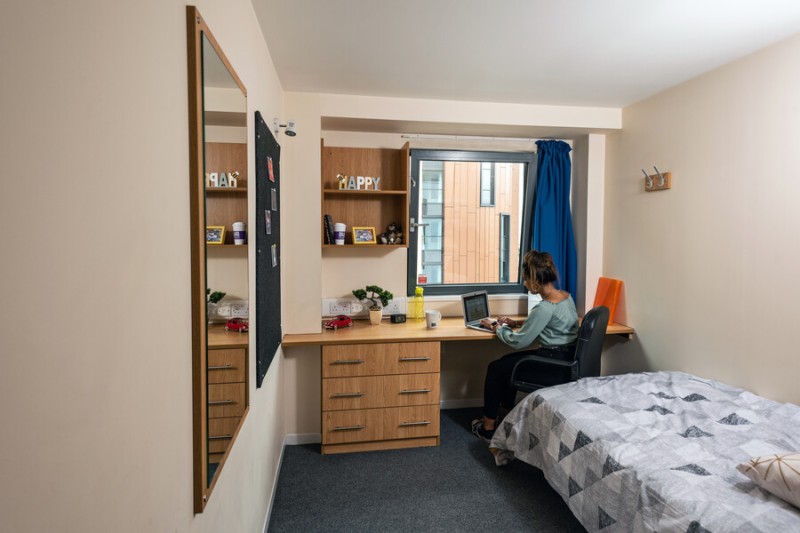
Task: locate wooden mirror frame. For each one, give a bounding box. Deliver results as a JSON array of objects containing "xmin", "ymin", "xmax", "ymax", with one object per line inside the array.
[{"xmin": 187, "ymin": 6, "xmax": 249, "ymax": 513}]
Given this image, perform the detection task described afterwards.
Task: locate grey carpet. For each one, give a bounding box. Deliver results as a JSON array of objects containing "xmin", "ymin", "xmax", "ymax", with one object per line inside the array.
[{"xmin": 267, "ymin": 408, "xmax": 585, "ymax": 532}]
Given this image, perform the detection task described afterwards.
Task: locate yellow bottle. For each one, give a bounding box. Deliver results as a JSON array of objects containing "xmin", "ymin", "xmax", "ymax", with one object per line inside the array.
[{"xmin": 412, "ymin": 286, "xmax": 424, "ymax": 320}]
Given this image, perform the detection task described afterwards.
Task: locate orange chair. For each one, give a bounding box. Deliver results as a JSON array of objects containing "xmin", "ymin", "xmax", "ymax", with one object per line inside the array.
[{"xmin": 593, "ymin": 277, "xmax": 622, "ymax": 324}]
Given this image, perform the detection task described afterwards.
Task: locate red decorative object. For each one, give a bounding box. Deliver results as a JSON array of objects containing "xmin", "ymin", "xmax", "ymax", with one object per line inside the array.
[
  {"xmin": 224, "ymin": 318, "xmax": 249, "ymax": 333},
  {"xmin": 324, "ymin": 315, "xmax": 353, "ymax": 330}
]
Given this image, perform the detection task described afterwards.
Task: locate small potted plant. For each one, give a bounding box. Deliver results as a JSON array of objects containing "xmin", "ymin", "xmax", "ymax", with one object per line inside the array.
[
  {"xmin": 352, "ymin": 285, "xmax": 393, "ymax": 325},
  {"xmin": 207, "ymin": 288, "xmax": 226, "ymax": 323}
]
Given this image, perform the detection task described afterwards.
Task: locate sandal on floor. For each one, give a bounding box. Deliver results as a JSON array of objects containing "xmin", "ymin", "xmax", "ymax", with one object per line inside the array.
[{"xmin": 470, "ymin": 419, "xmax": 495, "ymax": 443}]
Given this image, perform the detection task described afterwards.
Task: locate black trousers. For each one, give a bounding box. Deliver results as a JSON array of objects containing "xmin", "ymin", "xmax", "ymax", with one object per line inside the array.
[{"xmin": 483, "ymin": 345, "xmax": 574, "ymax": 420}]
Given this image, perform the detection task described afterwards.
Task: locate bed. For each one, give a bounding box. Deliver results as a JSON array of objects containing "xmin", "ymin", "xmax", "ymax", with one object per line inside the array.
[{"xmin": 490, "ymin": 371, "xmax": 800, "ymax": 532}]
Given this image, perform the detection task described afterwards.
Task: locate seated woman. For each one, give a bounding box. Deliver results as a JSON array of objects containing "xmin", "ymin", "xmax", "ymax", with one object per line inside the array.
[{"xmin": 472, "ymin": 250, "xmax": 579, "ymax": 442}]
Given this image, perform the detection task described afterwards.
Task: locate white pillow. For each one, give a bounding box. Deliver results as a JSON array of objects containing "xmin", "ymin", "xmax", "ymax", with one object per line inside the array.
[{"xmin": 737, "ymin": 452, "xmax": 800, "ymax": 509}]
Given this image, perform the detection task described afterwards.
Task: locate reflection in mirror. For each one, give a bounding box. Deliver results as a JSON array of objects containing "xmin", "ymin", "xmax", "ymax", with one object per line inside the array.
[
  {"xmin": 202, "ymin": 32, "xmax": 248, "ymax": 487},
  {"xmin": 187, "ymin": 6, "xmax": 249, "ymax": 512}
]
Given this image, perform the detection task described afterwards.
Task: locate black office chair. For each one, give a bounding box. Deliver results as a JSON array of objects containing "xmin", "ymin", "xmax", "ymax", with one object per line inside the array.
[{"xmin": 509, "ymin": 306, "xmax": 610, "ymax": 393}]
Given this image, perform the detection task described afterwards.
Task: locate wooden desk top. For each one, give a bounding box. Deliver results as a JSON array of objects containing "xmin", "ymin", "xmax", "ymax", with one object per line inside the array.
[
  {"xmin": 208, "ymin": 323, "xmax": 249, "ymax": 348},
  {"xmin": 281, "ymin": 317, "xmax": 633, "ymax": 347}
]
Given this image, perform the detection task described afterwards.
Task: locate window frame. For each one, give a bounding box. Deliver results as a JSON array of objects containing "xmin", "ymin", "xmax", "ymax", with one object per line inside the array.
[
  {"xmin": 407, "ymin": 149, "xmax": 537, "ymax": 296},
  {"xmin": 480, "ymin": 162, "xmax": 495, "ymax": 206},
  {"xmin": 499, "ymin": 212, "xmax": 511, "ymax": 283}
]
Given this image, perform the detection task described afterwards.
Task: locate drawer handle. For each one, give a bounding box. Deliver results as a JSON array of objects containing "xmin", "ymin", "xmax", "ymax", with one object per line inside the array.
[
  {"xmin": 399, "ymin": 389, "xmax": 431, "ymax": 394},
  {"xmin": 332, "ymin": 359, "xmax": 365, "ymax": 365},
  {"xmin": 208, "ymin": 364, "xmax": 235, "ymax": 371},
  {"xmin": 399, "ymin": 357, "xmax": 431, "ymax": 362},
  {"xmin": 209, "ymin": 400, "xmax": 235, "ymax": 406},
  {"xmin": 400, "ymin": 421, "xmax": 431, "ymax": 427},
  {"xmin": 332, "ymin": 425, "xmax": 366, "ymax": 432},
  {"xmin": 208, "ymin": 435, "xmax": 233, "ymax": 440},
  {"xmin": 331, "ymin": 392, "xmax": 363, "ymax": 398}
]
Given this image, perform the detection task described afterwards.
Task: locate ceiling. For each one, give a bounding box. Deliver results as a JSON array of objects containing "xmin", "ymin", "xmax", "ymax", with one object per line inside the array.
[{"xmin": 252, "ymin": 0, "xmax": 800, "ymax": 109}]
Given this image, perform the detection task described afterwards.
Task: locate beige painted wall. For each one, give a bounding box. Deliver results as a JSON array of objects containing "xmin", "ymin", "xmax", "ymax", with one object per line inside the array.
[
  {"xmin": 572, "ymin": 134, "xmax": 607, "ymax": 313},
  {"xmin": 19, "ymin": 1, "xmax": 795, "ymax": 529},
  {"xmin": 282, "ymin": 93, "xmax": 619, "ymax": 333},
  {"xmin": 604, "ymin": 33, "xmax": 800, "ymax": 404},
  {"xmin": 0, "ymin": 1, "xmax": 285, "ymax": 531},
  {"xmin": 279, "ymin": 93, "xmax": 617, "ymax": 436}
]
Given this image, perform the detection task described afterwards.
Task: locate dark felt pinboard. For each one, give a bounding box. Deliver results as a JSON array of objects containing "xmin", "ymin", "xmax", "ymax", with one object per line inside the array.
[{"xmin": 254, "ymin": 111, "xmax": 281, "ymax": 388}]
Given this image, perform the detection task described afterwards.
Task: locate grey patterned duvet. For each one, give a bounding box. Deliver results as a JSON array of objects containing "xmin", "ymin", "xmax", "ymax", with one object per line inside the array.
[{"xmin": 491, "ymin": 371, "xmax": 800, "ymax": 532}]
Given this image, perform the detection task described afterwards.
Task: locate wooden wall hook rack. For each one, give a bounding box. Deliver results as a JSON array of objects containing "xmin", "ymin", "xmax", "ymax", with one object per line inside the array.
[{"xmin": 642, "ymin": 167, "xmax": 671, "ymax": 192}]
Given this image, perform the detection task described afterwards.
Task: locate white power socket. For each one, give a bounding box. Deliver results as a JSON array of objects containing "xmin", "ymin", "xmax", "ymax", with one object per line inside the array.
[
  {"xmin": 321, "ymin": 299, "xmax": 361, "ymax": 317},
  {"xmin": 381, "ymin": 297, "xmax": 407, "ymax": 316},
  {"xmin": 322, "ymin": 297, "xmax": 406, "ymax": 317}
]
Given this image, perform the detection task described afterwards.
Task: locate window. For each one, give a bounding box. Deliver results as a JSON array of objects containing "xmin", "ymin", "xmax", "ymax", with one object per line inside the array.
[{"xmin": 408, "ymin": 149, "xmax": 537, "ymax": 296}]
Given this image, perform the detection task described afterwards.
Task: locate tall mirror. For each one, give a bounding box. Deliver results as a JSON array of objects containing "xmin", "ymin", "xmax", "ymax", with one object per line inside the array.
[{"xmin": 187, "ymin": 6, "xmax": 250, "ymax": 512}]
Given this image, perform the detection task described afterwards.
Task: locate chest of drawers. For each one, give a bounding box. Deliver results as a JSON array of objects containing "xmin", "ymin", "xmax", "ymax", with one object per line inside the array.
[
  {"xmin": 207, "ymin": 346, "xmax": 247, "ymax": 463},
  {"xmin": 321, "ymin": 341, "xmax": 440, "ymax": 454}
]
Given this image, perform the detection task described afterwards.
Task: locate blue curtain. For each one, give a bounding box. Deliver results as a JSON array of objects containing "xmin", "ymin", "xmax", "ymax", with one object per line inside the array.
[{"xmin": 532, "ymin": 140, "xmax": 578, "ymax": 302}]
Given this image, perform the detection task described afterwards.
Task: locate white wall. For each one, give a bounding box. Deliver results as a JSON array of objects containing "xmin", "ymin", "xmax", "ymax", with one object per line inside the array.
[
  {"xmin": 0, "ymin": 1, "xmax": 285, "ymax": 531},
  {"xmin": 282, "ymin": 91, "xmax": 620, "ymax": 335},
  {"xmin": 16, "ymin": 2, "xmax": 793, "ymax": 529},
  {"xmin": 571, "ymin": 134, "xmax": 606, "ymax": 313},
  {"xmin": 279, "ymin": 92, "xmax": 618, "ymax": 436},
  {"xmin": 604, "ymin": 33, "xmax": 800, "ymax": 404}
]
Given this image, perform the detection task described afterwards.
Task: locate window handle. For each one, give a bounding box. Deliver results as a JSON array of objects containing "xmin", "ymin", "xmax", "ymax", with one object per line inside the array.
[{"xmin": 409, "ymin": 217, "xmax": 429, "ymax": 233}]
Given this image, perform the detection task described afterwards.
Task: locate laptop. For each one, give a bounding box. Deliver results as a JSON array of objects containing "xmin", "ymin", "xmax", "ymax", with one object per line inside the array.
[{"xmin": 461, "ymin": 291, "xmax": 496, "ymax": 332}]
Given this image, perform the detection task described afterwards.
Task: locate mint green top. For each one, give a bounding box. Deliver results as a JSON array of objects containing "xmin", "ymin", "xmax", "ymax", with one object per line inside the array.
[{"xmin": 496, "ymin": 295, "xmax": 579, "ymax": 350}]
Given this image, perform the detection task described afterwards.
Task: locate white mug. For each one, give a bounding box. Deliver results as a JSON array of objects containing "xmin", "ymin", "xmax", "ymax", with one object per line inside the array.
[
  {"xmin": 333, "ymin": 222, "xmax": 346, "ymax": 245},
  {"xmin": 232, "ymin": 221, "xmax": 246, "ymax": 245},
  {"xmin": 425, "ymin": 310, "xmax": 441, "ymax": 329}
]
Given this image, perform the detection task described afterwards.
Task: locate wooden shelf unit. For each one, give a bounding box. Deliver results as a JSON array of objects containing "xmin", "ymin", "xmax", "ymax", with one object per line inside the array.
[
  {"xmin": 321, "ymin": 141, "xmax": 410, "ymax": 247},
  {"xmin": 207, "ymin": 244, "xmax": 248, "ymax": 250},
  {"xmin": 206, "ymin": 142, "xmax": 247, "ymax": 246},
  {"xmin": 207, "ymin": 187, "xmax": 247, "ymax": 194},
  {"xmin": 321, "ymin": 243, "xmax": 406, "ymax": 249}
]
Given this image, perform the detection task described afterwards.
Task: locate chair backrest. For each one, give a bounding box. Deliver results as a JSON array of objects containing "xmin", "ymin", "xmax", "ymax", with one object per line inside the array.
[{"xmin": 573, "ymin": 306, "xmax": 610, "ymax": 378}]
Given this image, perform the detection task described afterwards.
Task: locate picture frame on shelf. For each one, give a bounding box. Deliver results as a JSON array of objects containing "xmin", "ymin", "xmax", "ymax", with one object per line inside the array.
[
  {"xmin": 206, "ymin": 226, "xmax": 226, "ymax": 245},
  {"xmin": 352, "ymin": 226, "xmax": 377, "ymax": 244}
]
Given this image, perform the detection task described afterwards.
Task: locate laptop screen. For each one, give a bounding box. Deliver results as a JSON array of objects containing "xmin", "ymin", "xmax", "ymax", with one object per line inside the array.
[{"xmin": 462, "ymin": 291, "xmax": 490, "ymax": 323}]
